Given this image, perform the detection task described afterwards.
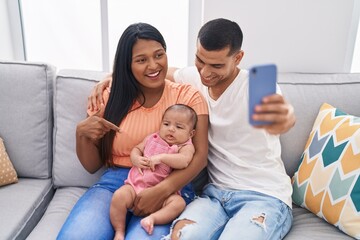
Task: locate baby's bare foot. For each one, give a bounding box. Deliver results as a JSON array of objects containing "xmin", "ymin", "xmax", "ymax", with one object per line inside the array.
[
  {"xmin": 113, "ymin": 231, "xmax": 124, "ymax": 240},
  {"xmin": 141, "ymin": 216, "xmax": 154, "ymax": 235}
]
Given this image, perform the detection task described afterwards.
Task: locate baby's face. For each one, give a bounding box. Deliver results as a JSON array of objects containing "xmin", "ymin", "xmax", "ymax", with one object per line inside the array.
[{"xmin": 159, "ymin": 110, "xmax": 195, "ymax": 145}]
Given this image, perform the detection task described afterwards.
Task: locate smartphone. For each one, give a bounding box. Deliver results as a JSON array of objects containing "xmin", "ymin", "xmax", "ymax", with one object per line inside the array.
[{"xmin": 248, "ymin": 64, "xmax": 277, "ymax": 126}]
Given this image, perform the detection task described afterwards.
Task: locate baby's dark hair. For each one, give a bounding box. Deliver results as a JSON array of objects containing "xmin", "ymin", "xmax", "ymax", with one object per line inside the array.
[{"xmin": 163, "ymin": 104, "xmax": 198, "ymax": 130}]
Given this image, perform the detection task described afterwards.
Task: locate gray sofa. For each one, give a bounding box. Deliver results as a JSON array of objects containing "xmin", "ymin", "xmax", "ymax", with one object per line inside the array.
[{"xmin": 0, "ymin": 60, "xmax": 357, "ymax": 240}]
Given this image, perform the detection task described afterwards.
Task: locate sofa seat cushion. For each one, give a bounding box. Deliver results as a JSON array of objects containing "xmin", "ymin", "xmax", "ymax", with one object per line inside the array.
[
  {"xmin": 27, "ymin": 187, "xmax": 87, "ymax": 240},
  {"xmin": 0, "ymin": 178, "xmax": 54, "ymax": 240},
  {"xmin": 284, "ymin": 205, "xmax": 354, "ymax": 239}
]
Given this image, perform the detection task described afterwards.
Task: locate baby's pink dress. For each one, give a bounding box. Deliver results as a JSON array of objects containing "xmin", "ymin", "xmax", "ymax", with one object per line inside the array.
[{"xmin": 125, "ymin": 132, "xmax": 192, "ymax": 194}]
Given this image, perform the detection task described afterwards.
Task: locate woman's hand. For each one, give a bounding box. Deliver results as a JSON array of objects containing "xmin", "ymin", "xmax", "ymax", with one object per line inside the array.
[
  {"xmin": 132, "ymin": 185, "xmax": 168, "ymax": 216},
  {"xmin": 78, "ymin": 104, "xmax": 121, "ymax": 141},
  {"xmin": 76, "ymin": 104, "xmax": 120, "ymax": 173}
]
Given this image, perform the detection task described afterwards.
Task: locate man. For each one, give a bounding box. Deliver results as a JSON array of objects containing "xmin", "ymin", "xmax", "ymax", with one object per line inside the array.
[{"xmin": 89, "ymin": 18, "xmax": 295, "ymax": 240}]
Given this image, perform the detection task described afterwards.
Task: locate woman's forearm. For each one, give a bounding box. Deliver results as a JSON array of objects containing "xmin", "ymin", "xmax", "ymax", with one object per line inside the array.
[{"xmin": 76, "ymin": 125, "xmax": 103, "ymax": 174}]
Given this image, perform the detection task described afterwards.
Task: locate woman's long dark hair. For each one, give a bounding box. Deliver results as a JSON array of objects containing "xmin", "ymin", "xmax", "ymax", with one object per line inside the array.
[{"xmin": 101, "ymin": 23, "xmax": 167, "ymax": 166}]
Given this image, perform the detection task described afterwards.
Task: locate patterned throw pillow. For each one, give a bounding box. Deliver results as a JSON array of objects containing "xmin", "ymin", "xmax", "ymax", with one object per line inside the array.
[
  {"xmin": 0, "ymin": 137, "xmax": 18, "ymax": 187},
  {"xmin": 292, "ymin": 103, "xmax": 360, "ymax": 239}
]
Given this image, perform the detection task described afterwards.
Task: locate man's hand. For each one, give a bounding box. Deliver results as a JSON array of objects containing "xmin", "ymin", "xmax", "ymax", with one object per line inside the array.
[
  {"xmin": 87, "ymin": 75, "xmax": 112, "ymax": 112},
  {"xmin": 252, "ymin": 94, "xmax": 296, "ymax": 135},
  {"xmin": 132, "ymin": 185, "xmax": 168, "ymax": 216}
]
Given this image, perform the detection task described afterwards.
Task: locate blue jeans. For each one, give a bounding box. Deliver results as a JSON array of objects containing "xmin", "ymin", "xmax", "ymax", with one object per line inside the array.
[
  {"xmin": 57, "ymin": 167, "xmax": 195, "ymax": 240},
  {"xmin": 166, "ymin": 184, "xmax": 293, "ymax": 240}
]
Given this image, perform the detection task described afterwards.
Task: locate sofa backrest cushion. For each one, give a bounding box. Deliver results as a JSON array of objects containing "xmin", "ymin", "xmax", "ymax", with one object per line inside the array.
[
  {"xmin": 279, "ymin": 73, "xmax": 360, "ymax": 177},
  {"xmin": 0, "ymin": 61, "xmax": 55, "ymax": 178},
  {"xmin": 53, "ymin": 69, "xmax": 108, "ymax": 187}
]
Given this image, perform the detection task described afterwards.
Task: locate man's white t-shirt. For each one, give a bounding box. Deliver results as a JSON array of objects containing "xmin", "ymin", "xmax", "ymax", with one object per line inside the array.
[{"xmin": 174, "ymin": 66, "xmax": 292, "ymax": 208}]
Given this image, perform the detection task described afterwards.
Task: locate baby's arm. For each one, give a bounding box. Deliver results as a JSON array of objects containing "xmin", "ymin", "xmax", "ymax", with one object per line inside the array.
[
  {"xmin": 149, "ymin": 144, "xmax": 195, "ymax": 170},
  {"xmin": 130, "ymin": 140, "xmax": 150, "ymax": 173}
]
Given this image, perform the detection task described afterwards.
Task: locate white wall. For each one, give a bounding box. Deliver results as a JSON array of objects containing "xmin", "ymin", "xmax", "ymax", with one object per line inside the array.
[
  {"xmin": 2, "ymin": 0, "xmax": 360, "ymax": 73},
  {"xmin": 188, "ymin": 0, "xmax": 360, "ymax": 73},
  {"xmin": 108, "ymin": 0, "xmax": 189, "ymax": 70},
  {"xmin": 0, "ymin": 0, "xmax": 26, "ymax": 61},
  {"xmin": 351, "ymin": 9, "xmax": 360, "ymax": 73},
  {"xmin": 0, "ymin": 0, "xmax": 14, "ymax": 60},
  {"xmin": 21, "ymin": 0, "xmax": 103, "ymax": 71}
]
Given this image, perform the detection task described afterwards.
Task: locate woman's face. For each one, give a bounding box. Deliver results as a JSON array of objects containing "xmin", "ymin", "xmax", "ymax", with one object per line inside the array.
[{"xmin": 131, "ymin": 39, "xmax": 168, "ymax": 90}]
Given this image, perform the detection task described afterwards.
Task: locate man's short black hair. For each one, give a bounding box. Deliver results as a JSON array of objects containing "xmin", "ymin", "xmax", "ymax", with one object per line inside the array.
[{"xmin": 198, "ymin": 18, "xmax": 243, "ymax": 56}]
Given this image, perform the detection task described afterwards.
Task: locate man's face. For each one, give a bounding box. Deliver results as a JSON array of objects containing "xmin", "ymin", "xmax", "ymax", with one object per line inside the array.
[{"xmin": 195, "ymin": 41, "xmax": 243, "ymax": 89}]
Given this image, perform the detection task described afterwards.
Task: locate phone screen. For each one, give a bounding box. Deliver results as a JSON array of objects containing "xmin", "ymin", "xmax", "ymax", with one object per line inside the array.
[{"xmin": 248, "ymin": 64, "xmax": 277, "ymax": 126}]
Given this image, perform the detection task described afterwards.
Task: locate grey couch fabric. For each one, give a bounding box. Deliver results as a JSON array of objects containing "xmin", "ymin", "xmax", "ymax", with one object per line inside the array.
[
  {"xmin": 278, "ymin": 73, "xmax": 360, "ymax": 240},
  {"xmin": 0, "ymin": 62, "xmax": 55, "ymax": 240},
  {"xmin": 279, "ymin": 73, "xmax": 360, "ymax": 178},
  {"xmin": 52, "ymin": 69, "xmax": 106, "ymax": 188},
  {"xmin": 0, "ymin": 61, "xmax": 357, "ymax": 239}
]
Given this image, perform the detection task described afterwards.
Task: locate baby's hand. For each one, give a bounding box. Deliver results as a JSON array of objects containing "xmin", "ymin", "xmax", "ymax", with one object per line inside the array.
[
  {"xmin": 149, "ymin": 155, "xmax": 162, "ymax": 171},
  {"xmin": 132, "ymin": 156, "xmax": 150, "ymax": 175}
]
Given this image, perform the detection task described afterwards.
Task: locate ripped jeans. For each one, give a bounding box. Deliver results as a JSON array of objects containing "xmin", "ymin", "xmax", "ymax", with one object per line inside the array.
[
  {"xmin": 57, "ymin": 167, "xmax": 195, "ymax": 240},
  {"xmin": 165, "ymin": 184, "xmax": 292, "ymax": 240}
]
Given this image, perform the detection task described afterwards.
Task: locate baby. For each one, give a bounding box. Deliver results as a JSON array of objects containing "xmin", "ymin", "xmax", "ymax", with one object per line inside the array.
[{"xmin": 110, "ymin": 104, "xmax": 198, "ymax": 240}]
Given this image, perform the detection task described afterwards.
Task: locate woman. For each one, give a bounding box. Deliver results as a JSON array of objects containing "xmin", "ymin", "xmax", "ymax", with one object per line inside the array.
[{"xmin": 57, "ymin": 23, "xmax": 208, "ymax": 239}]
